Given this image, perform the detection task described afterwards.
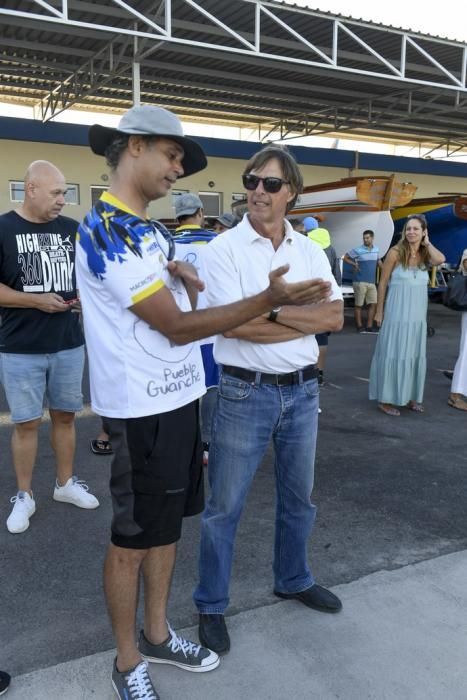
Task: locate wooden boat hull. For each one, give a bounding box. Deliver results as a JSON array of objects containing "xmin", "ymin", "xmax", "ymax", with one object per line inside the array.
[{"xmin": 289, "ymin": 175, "xmax": 416, "ymax": 258}]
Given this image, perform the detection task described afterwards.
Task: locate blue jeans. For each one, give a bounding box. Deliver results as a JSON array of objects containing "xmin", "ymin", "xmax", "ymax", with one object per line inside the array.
[
  {"xmin": 0, "ymin": 346, "xmax": 85, "ymax": 423},
  {"xmin": 194, "ymin": 370, "xmax": 319, "ymax": 614}
]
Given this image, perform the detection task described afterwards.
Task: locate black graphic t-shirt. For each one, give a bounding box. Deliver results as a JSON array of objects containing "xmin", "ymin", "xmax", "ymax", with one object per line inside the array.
[{"xmin": 0, "ymin": 210, "xmax": 84, "ymax": 353}]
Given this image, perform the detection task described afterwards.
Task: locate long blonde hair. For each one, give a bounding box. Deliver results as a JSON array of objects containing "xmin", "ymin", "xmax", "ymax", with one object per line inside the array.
[{"xmin": 396, "ymin": 215, "xmax": 431, "ymax": 269}]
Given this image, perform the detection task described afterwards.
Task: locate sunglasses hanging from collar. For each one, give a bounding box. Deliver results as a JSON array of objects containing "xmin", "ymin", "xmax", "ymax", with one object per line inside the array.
[{"xmin": 150, "ymin": 219, "xmax": 176, "ymax": 261}]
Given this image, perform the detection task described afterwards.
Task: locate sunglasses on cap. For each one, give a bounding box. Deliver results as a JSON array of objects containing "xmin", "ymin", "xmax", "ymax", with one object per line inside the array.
[{"xmin": 242, "ymin": 173, "xmax": 290, "ymax": 194}]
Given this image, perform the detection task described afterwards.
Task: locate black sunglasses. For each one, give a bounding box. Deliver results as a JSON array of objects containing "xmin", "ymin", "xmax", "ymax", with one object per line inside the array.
[
  {"xmin": 242, "ymin": 173, "xmax": 290, "ymax": 194},
  {"xmin": 150, "ymin": 219, "xmax": 176, "ymax": 261}
]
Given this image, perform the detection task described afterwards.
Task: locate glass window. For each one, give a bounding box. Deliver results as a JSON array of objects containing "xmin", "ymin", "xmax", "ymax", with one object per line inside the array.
[
  {"xmin": 64, "ymin": 184, "xmax": 79, "ymax": 205},
  {"xmin": 9, "ymin": 180, "xmax": 80, "ymax": 204},
  {"xmin": 199, "ymin": 191, "xmax": 222, "ymax": 217},
  {"xmin": 9, "ymin": 181, "xmax": 24, "ymax": 202},
  {"xmin": 90, "ymin": 186, "xmax": 108, "ymax": 207}
]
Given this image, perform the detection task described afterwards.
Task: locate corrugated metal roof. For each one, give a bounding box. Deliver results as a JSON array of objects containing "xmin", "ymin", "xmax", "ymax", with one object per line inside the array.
[{"xmin": 0, "ymin": 1, "xmax": 466, "ymax": 148}]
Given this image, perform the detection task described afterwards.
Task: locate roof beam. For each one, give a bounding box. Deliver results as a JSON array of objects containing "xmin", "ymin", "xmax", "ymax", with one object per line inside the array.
[{"xmin": 1, "ymin": 1, "xmax": 466, "ymax": 93}]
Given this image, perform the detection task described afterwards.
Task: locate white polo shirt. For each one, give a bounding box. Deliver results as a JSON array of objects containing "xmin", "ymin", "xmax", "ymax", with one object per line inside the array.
[{"xmin": 202, "ymin": 214, "xmax": 342, "ymax": 373}]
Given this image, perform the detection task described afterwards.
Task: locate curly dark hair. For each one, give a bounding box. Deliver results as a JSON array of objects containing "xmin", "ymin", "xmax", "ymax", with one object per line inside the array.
[{"xmin": 104, "ymin": 134, "xmax": 159, "ymax": 170}]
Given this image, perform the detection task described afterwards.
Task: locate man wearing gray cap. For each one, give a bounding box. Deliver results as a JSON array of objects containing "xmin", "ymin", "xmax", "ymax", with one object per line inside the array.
[
  {"xmin": 76, "ymin": 104, "xmax": 332, "ymax": 700},
  {"xmin": 174, "ymin": 192, "xmax": 219, "ymax": 464},
  {"xmin": 212, "ymin": 212, "xmax": 236, "ymax": 233},
  {"xmin": 174, "ymin": 193, "xmax": 205, "ymax": 228}
]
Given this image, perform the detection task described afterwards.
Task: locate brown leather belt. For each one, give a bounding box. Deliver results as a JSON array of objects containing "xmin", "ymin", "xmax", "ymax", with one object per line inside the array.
[{"xmin": 221, "ymin": 364, "xmax": 319, "ymax": 386}]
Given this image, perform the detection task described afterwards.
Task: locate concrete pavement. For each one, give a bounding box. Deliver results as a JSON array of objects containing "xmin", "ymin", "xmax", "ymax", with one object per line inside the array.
[
  {"xmin": 2, "ymin": 303, "xmax": 466, "ymax": 697},
  {"xmin": 7, "ymin": 549, "xmax": 467, "ymax": 699}
]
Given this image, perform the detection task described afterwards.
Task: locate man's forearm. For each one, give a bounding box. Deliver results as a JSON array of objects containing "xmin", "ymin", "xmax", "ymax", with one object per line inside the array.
[
  {"xmin": 0, "ymin": 283, "xmax": 39, "ymax": 309},
  {"xmin": 223, "ymin": 316, "xmax": 305, "ymax": 343},
  {"xmin": 275, "ymin": 300, "xmax": 344, "ymax": 334}
]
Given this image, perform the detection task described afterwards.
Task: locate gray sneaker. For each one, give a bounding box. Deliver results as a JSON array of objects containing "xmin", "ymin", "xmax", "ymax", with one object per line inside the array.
[
  {"xmin": 111, "ymin": 659, "xmax": 159, "ymax": 700},
  {"xmin": 139, "ymin": 624, "xmax": 220, "ymax": 673}
]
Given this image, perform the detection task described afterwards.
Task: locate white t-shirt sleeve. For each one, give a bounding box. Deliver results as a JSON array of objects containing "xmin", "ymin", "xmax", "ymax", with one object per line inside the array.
[{"xmin": 101, "ymin": 248, "xmax": 165, "ymax": 309}]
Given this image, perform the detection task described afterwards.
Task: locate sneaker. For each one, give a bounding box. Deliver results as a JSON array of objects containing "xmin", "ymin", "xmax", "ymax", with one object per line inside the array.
[
  {"xmin": 53, "ymin": 477, "xmax": 99, "ymax": 509},
  {"xmin": 6, "ymin": 491, "xmax": 36, "ymax": 534},
  {"xmin": 365, "ymin": 326, "xmax": 379, "ymax": 333},
  {"xmin": 111, "ymin": 659, "xmax": 159, "ymax": 700},
  {"xmin": 0, "ymin": 670, "xmax": 11, "ymax": 696},
  {"xmin": 356, "ymin": 326, "xmax": 365, "ymax": 333},
  {"xmin": 139, "ymin": 624, "xmax": 219, "ymax": 673}
]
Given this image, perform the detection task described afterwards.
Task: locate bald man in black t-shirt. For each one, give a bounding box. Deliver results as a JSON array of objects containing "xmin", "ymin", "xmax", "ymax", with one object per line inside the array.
[{"xmin": 0, "ymin": 160, "xmax": 99, "ymax": 535}]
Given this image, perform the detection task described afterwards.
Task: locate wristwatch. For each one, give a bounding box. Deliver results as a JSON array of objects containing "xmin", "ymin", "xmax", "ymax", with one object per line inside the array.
[{"xmin": 268, "ymin": 306, "xmax": 282, "ymax": 322}]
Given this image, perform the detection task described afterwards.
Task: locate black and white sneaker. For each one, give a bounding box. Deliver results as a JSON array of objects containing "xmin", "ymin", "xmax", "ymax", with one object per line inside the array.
[
  {"xmin": 139, "ymin": 624, "xmax": 219, "ymax": 673},
  {"xmin": 0, "ymin": 671, "xmax": 10, "ymax": 696},
  {"xmin": 111, "ymin": 659, "xmax": 159, "ymax": 700}
]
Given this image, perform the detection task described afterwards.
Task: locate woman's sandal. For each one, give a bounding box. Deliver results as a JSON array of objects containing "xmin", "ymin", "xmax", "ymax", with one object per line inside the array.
[
  {"xmin": 378, "ymin": 403, "xmax": 400, "ymax": 416},
  {"xmin": 447, "ymin": 396, "xmax": 467, "ymax": 412},
  {"xmin": 90, "ymin": 439, "xmax": 113, "ymax": 455},
  {"xmin": 407, "ymin": 401, "xmax": 424, "ymax": 413}
]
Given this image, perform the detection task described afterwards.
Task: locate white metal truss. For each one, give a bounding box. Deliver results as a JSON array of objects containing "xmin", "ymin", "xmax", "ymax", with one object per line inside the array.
[
  {"xmin": 1, "ymin": 0, "xmax": 466, "ymax": 92},
  {"xmin": 1, "ymin": 0, "xmax": 467, "ymax": 148}
]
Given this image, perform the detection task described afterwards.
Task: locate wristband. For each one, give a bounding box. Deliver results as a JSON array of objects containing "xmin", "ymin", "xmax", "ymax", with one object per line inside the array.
[{"xmin": 268, "ymin": 306, "xmax": 282, "ymax": 322}]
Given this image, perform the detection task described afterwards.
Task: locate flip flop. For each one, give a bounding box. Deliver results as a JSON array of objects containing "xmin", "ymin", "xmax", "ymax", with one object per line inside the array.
[
  {"xmin": 90, "ymin": 439, "xmax": 113, "ymax": 455},
  {"xmin": 447, "ymin": 397, "xmax": 467, "ymax": 412},
  {"xmin": 407, "ymin": 402, "xmax": 424, "ymax": 413},
  {"xmin": 378, "ymin": 404, "xmax": 400, "ymax": 416}
]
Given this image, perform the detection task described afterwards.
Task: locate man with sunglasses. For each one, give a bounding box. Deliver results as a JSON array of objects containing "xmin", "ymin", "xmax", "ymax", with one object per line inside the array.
[
  {"xmin": 76, "ymin": 106, "xmax": 332, "ymax": 700},
  {"xmin": 194, "ymin": 145, "xmax": 344, "ymax": 655}
]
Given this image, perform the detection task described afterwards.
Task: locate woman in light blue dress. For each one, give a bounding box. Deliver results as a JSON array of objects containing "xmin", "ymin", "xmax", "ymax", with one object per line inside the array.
[{"xmin": 369, "ymin": 214, "xmax": 445, "ymax": 416}]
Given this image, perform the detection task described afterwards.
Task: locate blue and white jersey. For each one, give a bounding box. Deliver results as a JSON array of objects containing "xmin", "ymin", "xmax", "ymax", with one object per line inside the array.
[{"xmin": 76, "ymin": 192, "xmax": 205, "ymax": 418}]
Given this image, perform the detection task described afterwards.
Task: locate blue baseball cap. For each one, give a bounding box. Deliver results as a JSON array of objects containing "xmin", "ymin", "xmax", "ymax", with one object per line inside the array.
[{"xmin": 303, "ymin": 216, "xmax": 319, "ymax": 231}]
